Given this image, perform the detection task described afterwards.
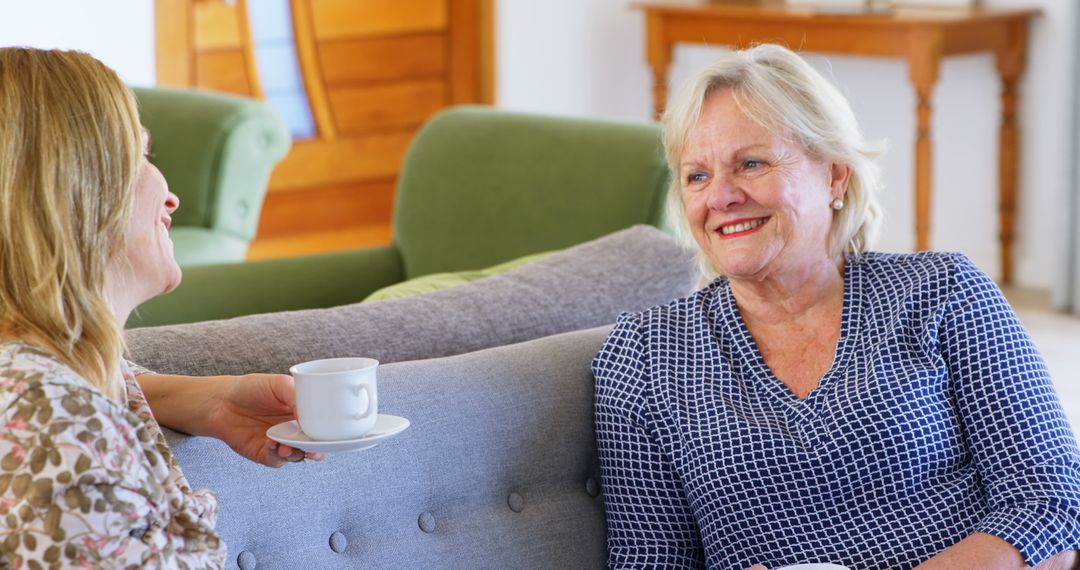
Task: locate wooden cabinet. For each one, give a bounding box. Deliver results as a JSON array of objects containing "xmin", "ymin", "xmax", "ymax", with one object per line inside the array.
[{"xmin": 155, "ymin": 0, "xmax": 494, "ymax": 256}]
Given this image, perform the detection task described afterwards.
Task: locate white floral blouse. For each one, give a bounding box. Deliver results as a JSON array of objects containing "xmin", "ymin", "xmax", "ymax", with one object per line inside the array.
[{"xmin": 0, "ymin": 341, "xmax": 225, "ymax": 569}]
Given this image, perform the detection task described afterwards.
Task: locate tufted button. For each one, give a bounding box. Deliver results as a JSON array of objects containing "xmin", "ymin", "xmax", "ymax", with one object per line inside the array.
[
  {"xmin": 329, "ymin": 531, "xmax": 347, "ymax": 553},
  {"xmin": 235, "ymin": 200, "xmax": 249, "ymax": 218},
  {"xmin": 418, "ymin": 511, "xmax": 437, "ymax": 533},
  {"xmin": 237, "ymin": 550, "xmax": 256, "ymax": 570},
  {"xmin": 507, "ymin": 492, "xmax": 524, "ymax": 513},
  {"xmin": 259, "ymin": 133, "xmax": 274, "ymax": 149},
  {"xmin": 586, "ymin": 478, "xmax": 601, "ymax": 498}
]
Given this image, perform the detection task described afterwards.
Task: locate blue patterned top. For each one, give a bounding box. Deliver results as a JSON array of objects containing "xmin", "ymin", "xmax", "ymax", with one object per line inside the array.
[{"xmin": 592, "ymin": 252, "xmax": 1080, "ymax": 569}]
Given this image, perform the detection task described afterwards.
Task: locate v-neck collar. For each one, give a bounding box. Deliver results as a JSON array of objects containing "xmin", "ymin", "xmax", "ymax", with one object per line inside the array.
[{"xmin": 714, "ymin": 254, "xmax": 863, "ymax": 415}]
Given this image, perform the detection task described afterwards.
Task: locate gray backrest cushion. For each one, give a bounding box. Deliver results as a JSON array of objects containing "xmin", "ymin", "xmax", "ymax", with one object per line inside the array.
[
  {"xmin": 163, "ymin": 325, "xmax": 612, "ymax": 570},
  {"xmin": 126, "ymin": 225, "xmax": 696, "ymax": 375}
]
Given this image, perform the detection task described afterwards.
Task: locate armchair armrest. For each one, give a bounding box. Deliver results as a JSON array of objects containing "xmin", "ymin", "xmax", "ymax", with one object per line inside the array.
[
  {"xmin": 133, "ymin": 87, "xmax": 291, "ymax": 264},
  {"xmin": 126, "ymin": 245, "xmax": 405, "ymax": 328}
]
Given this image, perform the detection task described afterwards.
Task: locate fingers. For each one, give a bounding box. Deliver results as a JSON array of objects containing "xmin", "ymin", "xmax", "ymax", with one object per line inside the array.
[
  {"xmin": 264, "ymin": 441, "xmax": 326, "ymax": 467},
  {"xmin": 263, "ymin": 440, "xmax": 303, "ymax": 467},
  {"xmin": 748, "ymin": 565, "xmax": 768, "ymax": 570},
  {"xmin": 276, "ymin": 442, "xmax": 305, "ymax": 462}
]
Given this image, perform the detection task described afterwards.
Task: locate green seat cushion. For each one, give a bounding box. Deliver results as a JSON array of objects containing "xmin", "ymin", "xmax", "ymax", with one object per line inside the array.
[
  {"xmin": 168, "ymin": 227, "xmax": 249, "ymax": 266},
  {"xmin": 363, "ymin": 251, "xmax": 555, "ymax": 303}
]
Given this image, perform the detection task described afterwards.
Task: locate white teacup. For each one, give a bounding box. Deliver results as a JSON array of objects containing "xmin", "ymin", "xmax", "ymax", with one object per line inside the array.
[{"xmin": 290, "ymin": 357, "xmax": 379, "ymax": 441}]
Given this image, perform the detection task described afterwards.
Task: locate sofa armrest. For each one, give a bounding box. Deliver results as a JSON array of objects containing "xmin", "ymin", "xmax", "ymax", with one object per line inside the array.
[
  {"xmin": 126, "ymin": 245, "xmax": 404, "ymax": 328},
  {"xmin": 133, "ymin": 87, "xmax": 290, "ymax": 259}
]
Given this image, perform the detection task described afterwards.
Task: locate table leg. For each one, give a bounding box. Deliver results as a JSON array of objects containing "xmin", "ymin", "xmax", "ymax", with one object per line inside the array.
[
  {"xmin": 907, "ymin": 32, "xmax": 942, "ymax": 253},
  {"xmin": 913, "ymin": 90, "xmax": 935, "ymax": 252},
  {"xmin": 645, "ymin": 12, "xmax": 671, "ymax": 120},
  {"xmin": 651, "ymin": 68, "xmax": 668, "ymax": 121},
  {"xmin": 995, "ymin": 22, "xmax": 1028, "ymax": 285},
  {"xmin": 997, "ymin": 77, "xmax": 1019, "ymax": 285}
]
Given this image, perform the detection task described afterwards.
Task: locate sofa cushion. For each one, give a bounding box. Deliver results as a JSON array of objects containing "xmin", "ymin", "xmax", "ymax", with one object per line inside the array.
[
  {"xmin": 125, "ymin": 225, "xmax": 696, "ymax": 376},
  {"xmin": 159, "ymin": 325, "xmax": 612, "ymax": 569},
  {"xmin": 361, "ymin": 250, "xmax": 555, "ymax": 303}
]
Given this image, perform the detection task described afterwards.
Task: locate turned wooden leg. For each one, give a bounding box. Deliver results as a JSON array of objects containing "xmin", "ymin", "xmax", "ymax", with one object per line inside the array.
[
  {"xmin": 998, "ymin": 77, "xmax": 1019, "ymax": 285},
  {"xmin": 644, "ymin": 11, "xmax": 671, "ymax": 120},
  {"xmin": 907, "ymin": 31, "xmax": 942, "ymax": 252},
  {"xmin": 652, "ymin": 69, "xmax": 669, "ymax": 120},
  {"xmin": 996, "ymin": 21, "xmax": 1028, "ymax": 285},
  {"xmin": 914, "ymin": 91, "xmax": 934, "ymax": 252}
]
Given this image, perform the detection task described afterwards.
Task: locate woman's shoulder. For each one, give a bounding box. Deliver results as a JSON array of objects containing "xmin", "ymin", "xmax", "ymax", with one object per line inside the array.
[
  {"xmin": 605, "ymin": 281, "xmax": 724, "ymax": 353},
  {"xmin": 0, "ymin": 341, "xmax": 136, "ymax": 434},
  {"xmin": 0, "ymin": 341, "xmax": 164, "ymax": 518},
  {"xmin": 0, "ymin": 340, "xmax": 72, "ymax": 370},
  {"xmin": 856, "ymin": 250, "xmax": 970, "ymax": 272},
  {"xmin": 0, "ymin": 341, "xmax": 101, "ymax": 407},
  {"xmin": 854, "ymin": 251, "xmax": 978, "ymax": 291},
  {"xmin": 0, "ymin": 342, "xmax": 224, "ymax": 568},
  {"xmin": 0, "ymin": 340, "xmax": 152, "ymax": 482},
  {"xmin": 618, "ymin": 281, "xmax": 722, "ymax": 326}
]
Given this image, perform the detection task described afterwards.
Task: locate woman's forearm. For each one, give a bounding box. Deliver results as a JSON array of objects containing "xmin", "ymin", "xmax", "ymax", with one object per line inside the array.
[
  {"xmin": 915, "ymin": 532, "xmax": 1076, "ymax": 569},
  {"xmin": 136, "ymin": 373, "xmax": 223, "ymax": 436},
  {"xmin": 1033, "ymin": 550, "xmax": 1078, "ymax": 570}
]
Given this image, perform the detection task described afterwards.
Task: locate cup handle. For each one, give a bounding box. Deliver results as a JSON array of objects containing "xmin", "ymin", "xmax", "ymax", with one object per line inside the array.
[{"xmin": 355, "ymin": 385, "xmax": 375, "ymax": 420}]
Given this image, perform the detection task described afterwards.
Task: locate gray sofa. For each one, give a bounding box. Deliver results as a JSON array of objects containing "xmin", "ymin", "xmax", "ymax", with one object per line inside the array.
[{"xmin": 125, "ymin": 227, "xmax": 698, "ymax": 569}]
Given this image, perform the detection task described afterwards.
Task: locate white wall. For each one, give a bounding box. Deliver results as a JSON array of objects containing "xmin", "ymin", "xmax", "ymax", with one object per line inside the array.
[
  {"xmin": 0, "ymin": 0, "xmax": 154, "ymax": 85},
  {"xmin": 1057, "ymin": 0, "xmax": 1080, "ymax": 311},
  {"xmin": 498, "ymin": 0, "xmax": 1077, "ymax": 289}
]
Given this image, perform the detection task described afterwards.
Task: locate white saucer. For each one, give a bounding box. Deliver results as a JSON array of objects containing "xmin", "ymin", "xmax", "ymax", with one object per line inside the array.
[{"xmin": 266, "ymin": 414, "xmax": 410, "ymax": 453}]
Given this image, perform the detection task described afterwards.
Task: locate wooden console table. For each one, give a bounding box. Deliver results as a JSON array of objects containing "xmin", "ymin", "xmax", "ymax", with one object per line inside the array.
[{"xmin": 639, "ymin": 3, "xmax": 1039, "ymax": 283}]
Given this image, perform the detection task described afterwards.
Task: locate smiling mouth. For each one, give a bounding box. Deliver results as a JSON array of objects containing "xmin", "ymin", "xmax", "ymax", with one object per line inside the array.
[{"xmin": 718, "ymin": 217, "xmax": 770, "ymax": 237}]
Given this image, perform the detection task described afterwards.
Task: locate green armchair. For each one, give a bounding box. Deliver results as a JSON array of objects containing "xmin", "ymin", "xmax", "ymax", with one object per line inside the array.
[
  {"xmin": 133, "ymin": 87, "xmax": 291, "ymax": 266},
  {"xmin": 127, "ymin": 106, "xmax": 670, "ymax": 328}
]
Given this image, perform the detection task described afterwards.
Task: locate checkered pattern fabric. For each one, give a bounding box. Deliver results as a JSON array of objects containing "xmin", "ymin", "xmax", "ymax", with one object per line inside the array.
[{"xmin": 593, "ymin": 252, "xmax": 1080, "ymax": 569}]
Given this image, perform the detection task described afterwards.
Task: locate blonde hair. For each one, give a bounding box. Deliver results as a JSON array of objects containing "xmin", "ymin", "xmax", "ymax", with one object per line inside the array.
[
  {"xmin": 662, "ymin": 43, "xmax": 884, "ymax": 278},
  {"xmin": 0, "ymin": 48, "xmax": 142, "ymax": 401}
]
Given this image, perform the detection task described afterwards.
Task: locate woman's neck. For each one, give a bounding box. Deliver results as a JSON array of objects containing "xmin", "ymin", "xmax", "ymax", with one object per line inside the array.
[
  {"xmin": 728, "ymin": 256, "xmax": 846, "ymax": 327},
  {"xmin": 102, "ymin": 272, "xmax": 137, "ymax": 327}
]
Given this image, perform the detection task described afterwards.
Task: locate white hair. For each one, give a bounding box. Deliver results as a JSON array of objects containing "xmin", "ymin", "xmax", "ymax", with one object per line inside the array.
[{"xmin": 661, "ymin": 43, "xmax": 884, "ymax": 279}]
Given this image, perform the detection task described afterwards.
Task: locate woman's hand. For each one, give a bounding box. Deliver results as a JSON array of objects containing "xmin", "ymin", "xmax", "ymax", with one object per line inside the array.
[
  {"xmin": 204, "ymin": 373, "xmax": 327, "ymax": 468},
  {"xmin": 748, "ymin": 565, "xmax": 768, "ymax": 570},
  {"xmin": 137, "ymin": 372, "xmax": 326, "ymax": 468}
]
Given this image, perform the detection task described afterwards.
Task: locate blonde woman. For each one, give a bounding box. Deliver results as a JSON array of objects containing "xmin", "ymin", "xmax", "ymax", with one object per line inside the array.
[
  {"xmin": 593, "ymin": 44, "xmax": 1080, "ymax": 569},
  {"xmin": 0, "ymin": 49, "xmax": 320, "ymax": 568}
]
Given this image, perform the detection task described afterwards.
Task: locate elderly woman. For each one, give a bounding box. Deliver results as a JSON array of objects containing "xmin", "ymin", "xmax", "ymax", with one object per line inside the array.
[
  {"xmin": 593, "ymin": 44, "xmax": 1080, "ymax": 569},
  {"xmin": 0, "ymin": 48, "xmax": 319, "ymax": 568}
]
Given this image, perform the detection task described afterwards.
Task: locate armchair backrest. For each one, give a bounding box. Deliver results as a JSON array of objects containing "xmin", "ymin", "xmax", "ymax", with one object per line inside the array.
[
  {"xmin": 393, "ymin": 106, "xmax": 670, "ymax": 278},
  {"xmin": 133, "ymin": 87, "xmax": 290, "ymax": 264}
]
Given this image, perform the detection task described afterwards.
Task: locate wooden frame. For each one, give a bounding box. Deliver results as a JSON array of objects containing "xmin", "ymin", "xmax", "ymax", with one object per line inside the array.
[{"xmin": 154, "ymin": 0, "xmax": 496, "ymax": 251}]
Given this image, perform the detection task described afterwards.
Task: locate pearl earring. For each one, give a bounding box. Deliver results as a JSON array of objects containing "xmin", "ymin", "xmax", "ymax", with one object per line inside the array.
[{"xmin": 831, "ymin": 198, "xmax": 845, "ymax": 211}]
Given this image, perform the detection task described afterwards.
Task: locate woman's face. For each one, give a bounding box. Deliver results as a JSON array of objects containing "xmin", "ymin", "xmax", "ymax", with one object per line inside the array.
[
  {"xmin": 122, "ymin": 131, "xmax": 181, "ymax": 303},
  {"xmin": 679, "ymin": 89, "xmax": 849, "ymax": 283}
]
